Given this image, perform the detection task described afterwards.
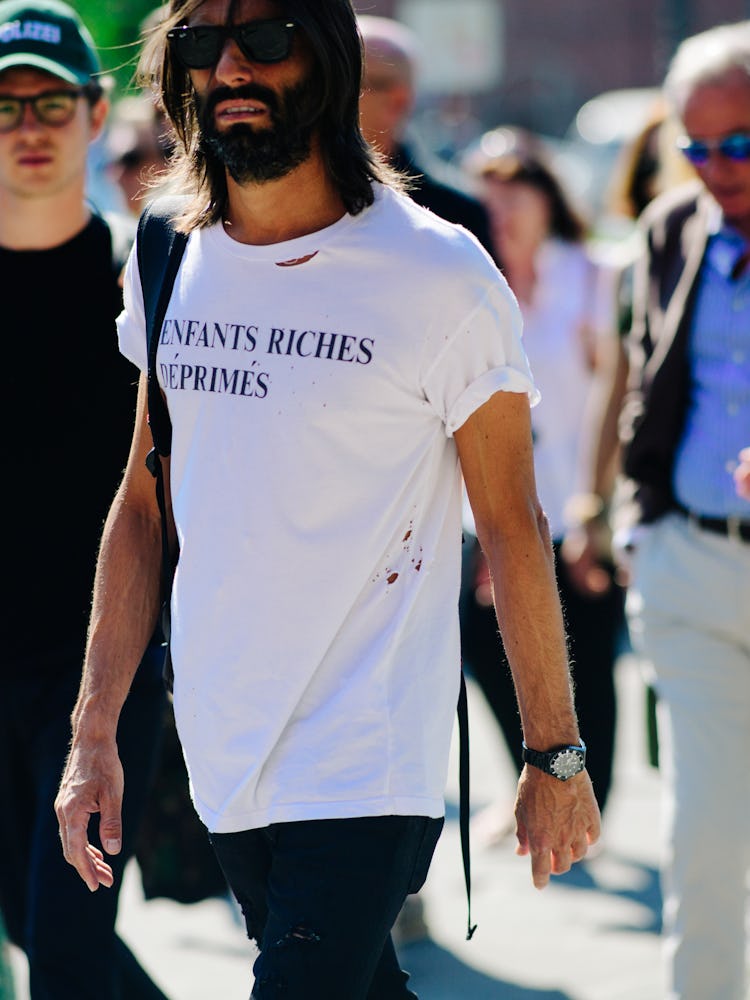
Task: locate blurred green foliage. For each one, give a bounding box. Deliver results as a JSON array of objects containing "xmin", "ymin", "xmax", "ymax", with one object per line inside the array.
[{"xmin": 75, "ymin": 0, "xmax": 165, "ymax": 98}]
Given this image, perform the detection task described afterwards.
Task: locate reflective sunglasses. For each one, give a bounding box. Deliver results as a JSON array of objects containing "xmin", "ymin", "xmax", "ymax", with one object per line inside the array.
[
  {"xmin": 167, "ymin": 18, "xmax": 297, "ymax": 69},
  {"xmin": 0, "ymin": 89, "xmax": 84, "ymax": 133},
  {"xmin": 677, "ymin": 131, "xmax": 750, "ymax": 166}
]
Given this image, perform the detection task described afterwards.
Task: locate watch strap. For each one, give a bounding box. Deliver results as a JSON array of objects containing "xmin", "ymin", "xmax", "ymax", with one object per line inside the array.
[{"xmin": 521, "ymin": 740, "xmax": 586, "ymax": 780}]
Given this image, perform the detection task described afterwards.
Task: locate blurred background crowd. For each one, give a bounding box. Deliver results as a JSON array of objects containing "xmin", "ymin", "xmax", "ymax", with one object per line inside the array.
[{"xmin": 84, "ymin": 0, "xmax": 748, "ymax": 236}]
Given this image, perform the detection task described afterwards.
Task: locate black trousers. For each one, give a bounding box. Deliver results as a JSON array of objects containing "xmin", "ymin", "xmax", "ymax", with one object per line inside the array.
[
  {"xmin": 210, "ymin": 815, "xmax": 444, "ymax": 1000},
  {"xmin": 459, "ymin": 537, "xmax": 626, "ymax": 813}
]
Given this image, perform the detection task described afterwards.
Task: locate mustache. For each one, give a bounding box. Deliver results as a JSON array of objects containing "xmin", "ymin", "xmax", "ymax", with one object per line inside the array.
[{"xmin": 204, "ymin": 83, "xmax": 280, "ymax": 118}]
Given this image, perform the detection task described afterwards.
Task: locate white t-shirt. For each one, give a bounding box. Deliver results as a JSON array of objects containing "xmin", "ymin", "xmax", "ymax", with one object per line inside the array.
[{"xmin": 118, "ymin": 183, "xmax": 536, "ymax": 833}]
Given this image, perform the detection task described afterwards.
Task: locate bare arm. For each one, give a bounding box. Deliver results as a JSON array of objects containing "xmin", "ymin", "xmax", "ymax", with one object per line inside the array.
[
  {"xmin": 585, "ymin": 334, "xmax": 629, "ymax": 500},
  {"xmin": 561, "ymin": 332, "xmax": 630, "ymax": 593},
  {"xmin": 55, "ymin": 373, "xmax": 171, "ymax": 890},
  {"xmin": 454, "ymin": 390, "xmax": 600, "ymax": 888}
]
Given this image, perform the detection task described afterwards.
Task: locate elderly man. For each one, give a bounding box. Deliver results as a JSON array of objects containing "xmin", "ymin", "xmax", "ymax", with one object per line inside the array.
[
  {"xmin": 617, "ymin": 20, "xmax": 750, "ymax": 1000},
  {"xmin": 357, "ymin": 13, "xmax": 493, "ymax": 257}
]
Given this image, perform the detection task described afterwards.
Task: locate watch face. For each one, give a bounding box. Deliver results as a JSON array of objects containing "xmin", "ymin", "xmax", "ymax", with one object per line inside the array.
[{"xmin": 549, "ymin": 749, "xmax": 585, "ymax": 780}]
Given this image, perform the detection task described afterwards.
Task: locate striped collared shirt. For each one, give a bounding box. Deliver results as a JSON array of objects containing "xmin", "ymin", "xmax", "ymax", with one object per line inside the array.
[{"xmin": 672, "ymin": 219, "xmax": 750, "ymax": 518}]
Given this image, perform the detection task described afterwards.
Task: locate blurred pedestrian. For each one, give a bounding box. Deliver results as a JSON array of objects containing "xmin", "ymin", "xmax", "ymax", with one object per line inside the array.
[
  {"xmin": 616, "ymin": 21, "xmax": 750, "ymax": 1000},
  {"xmin": 567, "ymin": 101, "xmax": 691, "ymax": 771},
  {"xmin": 358, "ymin": 13, "xmax": 494, "ymax": 257},
  {"xmin": 0, "ymin": 2, "xmax": 168, "ymax": 997},
  {"xmin": 462, "ymin": 139, "xmax": 625, "ymax": 844},
  {"xmin": 54, "ymin": 2, "xmax": 600, "ymax": 997},
  {"xmin": 105, "ymin": 92, "xmax": 171, "ymax": 217}
]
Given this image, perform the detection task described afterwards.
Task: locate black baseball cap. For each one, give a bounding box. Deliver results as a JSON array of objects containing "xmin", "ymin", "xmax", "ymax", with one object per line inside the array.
[{"xmin": 0, "ymin": 0, "xmax": 101, "ymax": 85}]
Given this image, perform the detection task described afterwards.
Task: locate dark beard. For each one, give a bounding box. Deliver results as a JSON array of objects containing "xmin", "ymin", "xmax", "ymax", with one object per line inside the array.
[{"xmin": 199, "ymin": 80, "xmax": 316, "ymax": 184}]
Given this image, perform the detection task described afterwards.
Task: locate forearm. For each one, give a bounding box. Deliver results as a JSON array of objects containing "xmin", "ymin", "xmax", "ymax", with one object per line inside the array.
[
  {"xmin": 478, "ymin": 505, "xmax": 579, "ymax": 750},
  {"xmin": 57, "ymin": 373, "xmax": 167, "ymax": 888},
  {"xmin": 456, "ymin": 390, "xmax": 600, "ymax": 885},
  {"xmin": 72, "ymin": 490, "xmax": 163, "ymax": 743},
  {"xmin": 567, "ymin": 338, "xmax": 629, "ymax": 525},
  {"xmin": 588, "ymin": 341, "xmax": 628, "ymax": 500}
]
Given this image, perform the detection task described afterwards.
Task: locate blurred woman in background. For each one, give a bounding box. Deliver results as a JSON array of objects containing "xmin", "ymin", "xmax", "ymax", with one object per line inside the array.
[{"xmin": 566, "ymin": 104, "xmax": 695, "ymax": 771}]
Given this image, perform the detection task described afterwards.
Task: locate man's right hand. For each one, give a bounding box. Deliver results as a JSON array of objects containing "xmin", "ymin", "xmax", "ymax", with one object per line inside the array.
[
  {"xmin": 735, "ymin": 447, "xmax": 750, "ymax": 500},
  {"xmin": 560, "ymin": 526, "xmax": 614, "ymax": 596},
  {"xmin": 54, "ymin": 737, "xmax": 124, "ymax": 892}
]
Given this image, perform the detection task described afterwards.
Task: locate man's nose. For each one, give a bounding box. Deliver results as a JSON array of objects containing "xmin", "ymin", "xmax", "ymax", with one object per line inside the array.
[
  {"xmin": 18, "ymin": 101, "xmax": 43, "ymax": 133},
  {"xmin": 213, "ymin": 36, "xmax": 256, "ymax": 85}
]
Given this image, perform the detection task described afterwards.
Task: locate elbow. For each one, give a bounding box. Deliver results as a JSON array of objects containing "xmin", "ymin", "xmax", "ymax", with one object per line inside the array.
[
  {"xmin": 475, "ymin": 494, "xmax": 553, "ymax": 564},
  {"xmin": 533, "ymin": 500, "xmax": 555, "ymax": 557}
]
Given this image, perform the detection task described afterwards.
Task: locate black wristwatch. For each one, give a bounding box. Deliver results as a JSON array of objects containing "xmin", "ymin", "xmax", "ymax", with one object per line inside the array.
[{"xmin": 522, "ymin": 740, "xmax": 587, "ymax": 781}]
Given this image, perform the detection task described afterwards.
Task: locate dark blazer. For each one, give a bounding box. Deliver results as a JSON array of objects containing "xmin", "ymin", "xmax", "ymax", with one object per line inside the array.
[
  {"xmin": 392, "ymin": 143, "xmax": 495, "ymax": 259},
  {"xmin": 619, "ymin": 181, "xmax": 714, "ymax": 526}
]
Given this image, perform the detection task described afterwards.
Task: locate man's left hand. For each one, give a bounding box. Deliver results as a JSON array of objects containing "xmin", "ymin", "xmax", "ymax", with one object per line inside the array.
[{"xmin": 514, "ymin": 766, "xmax": 601, "ymax": 889}]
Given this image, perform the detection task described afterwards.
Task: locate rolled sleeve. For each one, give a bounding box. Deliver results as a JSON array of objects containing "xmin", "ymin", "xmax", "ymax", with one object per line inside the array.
[
  {"xmin": 421, "ymin": 275, "xmax": 540, "ymax": 437},
  {"xmin": 116, "ymin": 238, "xmax": 148, "ymax": 372},
  {"xmin": 446, "ymin": 365, "xmax": 539, "ymax": 437}
]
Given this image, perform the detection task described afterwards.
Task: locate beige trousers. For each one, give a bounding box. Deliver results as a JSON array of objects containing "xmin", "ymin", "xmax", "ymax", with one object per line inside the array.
[{"xmin": 627, "ymin": 512, "xmax": 750, "ymax": 1000}]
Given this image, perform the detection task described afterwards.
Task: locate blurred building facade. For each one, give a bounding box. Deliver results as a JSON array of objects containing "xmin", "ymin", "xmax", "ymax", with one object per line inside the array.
[{"xmin": 355, "ymin": 0, "xmax": 750, "ymax": 140}]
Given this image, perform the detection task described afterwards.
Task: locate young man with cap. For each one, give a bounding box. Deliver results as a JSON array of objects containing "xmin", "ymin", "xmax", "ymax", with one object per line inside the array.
[
  {"xmin": 0, "ymin": 3, "xmax": 168, "ymax": 997},
  {"xmin": 55, "ymin": 2, "xmax": 600, "ymax": 997}
]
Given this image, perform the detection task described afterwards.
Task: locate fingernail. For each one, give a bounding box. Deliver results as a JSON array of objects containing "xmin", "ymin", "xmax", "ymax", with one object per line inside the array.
[{"xmin": 105, "ymin": 839, "xmax": 120, "ymax": 853}]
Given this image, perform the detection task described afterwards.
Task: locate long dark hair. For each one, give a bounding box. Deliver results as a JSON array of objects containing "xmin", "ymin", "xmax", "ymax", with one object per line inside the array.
[
  {"xmin": 137, "ymin": 0, "xmax": 399, "ymax": 231},
  {"xmin": 479, "ymin": 152, "xmax": 587, "ymax": 243}
]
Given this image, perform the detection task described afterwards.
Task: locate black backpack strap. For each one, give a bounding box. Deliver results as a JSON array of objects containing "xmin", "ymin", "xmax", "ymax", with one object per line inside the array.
[
  {"xmin": 458, "ymin": 668, "xmax": 477, "ymax": 940},
  {"xmin": 137, "ymin": 196, "xmax": 189, "ymax": 458},
  {"xmin": 136, "ymin": 196, "xmax": 189, "ymax": 692}
]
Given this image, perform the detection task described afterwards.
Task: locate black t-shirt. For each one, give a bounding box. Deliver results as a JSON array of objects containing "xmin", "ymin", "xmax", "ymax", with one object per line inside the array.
[{"xmin": 3, "ymin": 214, "xmax": 138, "ymax": 672}]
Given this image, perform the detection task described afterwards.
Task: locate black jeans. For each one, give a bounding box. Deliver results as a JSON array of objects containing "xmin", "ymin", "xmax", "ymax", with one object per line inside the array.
[
  {"xmin": 210, "ymin": 814, "xmax": 444, "ymax": 1000},
  {"xmin": 0, "ymin": 645, "xmax": 168, "ymax": 1000}
]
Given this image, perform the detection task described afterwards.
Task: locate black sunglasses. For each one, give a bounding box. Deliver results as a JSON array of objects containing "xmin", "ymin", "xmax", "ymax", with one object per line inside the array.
[
  {"xmin": 0, "ymin": 89, "xmax": 85, "ymax": 133},
  {"xmin": 677, "ymin": 131, "xmax": 750, "ymax": 166},
  {"xmin": 167, "ymin": 18, "xmax": 297, "ymax": 70}
]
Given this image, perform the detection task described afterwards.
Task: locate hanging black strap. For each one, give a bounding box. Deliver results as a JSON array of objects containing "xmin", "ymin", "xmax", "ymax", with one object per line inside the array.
[
  {"xmin": 457, "ymin": 668, "xmax": 477, "ymax": 940},
  {"xmin": 137, "ymin": 196, "xmax": 189, "ymax": 692}
]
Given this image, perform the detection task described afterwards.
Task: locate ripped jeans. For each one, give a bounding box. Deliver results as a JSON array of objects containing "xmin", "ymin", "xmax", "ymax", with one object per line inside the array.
[{"xmin": 209, "ymin": 814, "xmax": 443, "ymax": 999}]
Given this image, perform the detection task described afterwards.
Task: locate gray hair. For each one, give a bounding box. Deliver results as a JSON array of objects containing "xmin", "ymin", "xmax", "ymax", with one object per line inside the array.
[{"xmin": 664, "ymin": 20, "xmax": 750, "ymax": 113}]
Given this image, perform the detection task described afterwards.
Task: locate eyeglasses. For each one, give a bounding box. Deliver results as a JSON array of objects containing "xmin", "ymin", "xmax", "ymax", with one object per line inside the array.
[
  {"xmin": 677, "ymin": 132, "xmax": 750, "ymax": 166},
  {"xmin": 0, "ymin": 89, "xmax": 84, "ymax": 133},
  {"xmin": 167, "ymin": 18, "xmax": 297, "ymax": 70}
]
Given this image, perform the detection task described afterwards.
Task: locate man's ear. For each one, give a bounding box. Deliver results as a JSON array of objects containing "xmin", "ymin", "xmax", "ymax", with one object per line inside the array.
[
  {"xmin": 89, "ymin": 95, "xmax": 110, "ymax": 143},
  {"xmin": 391, "ymin": 81, "xmax": 414, "ymax": 125}
]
